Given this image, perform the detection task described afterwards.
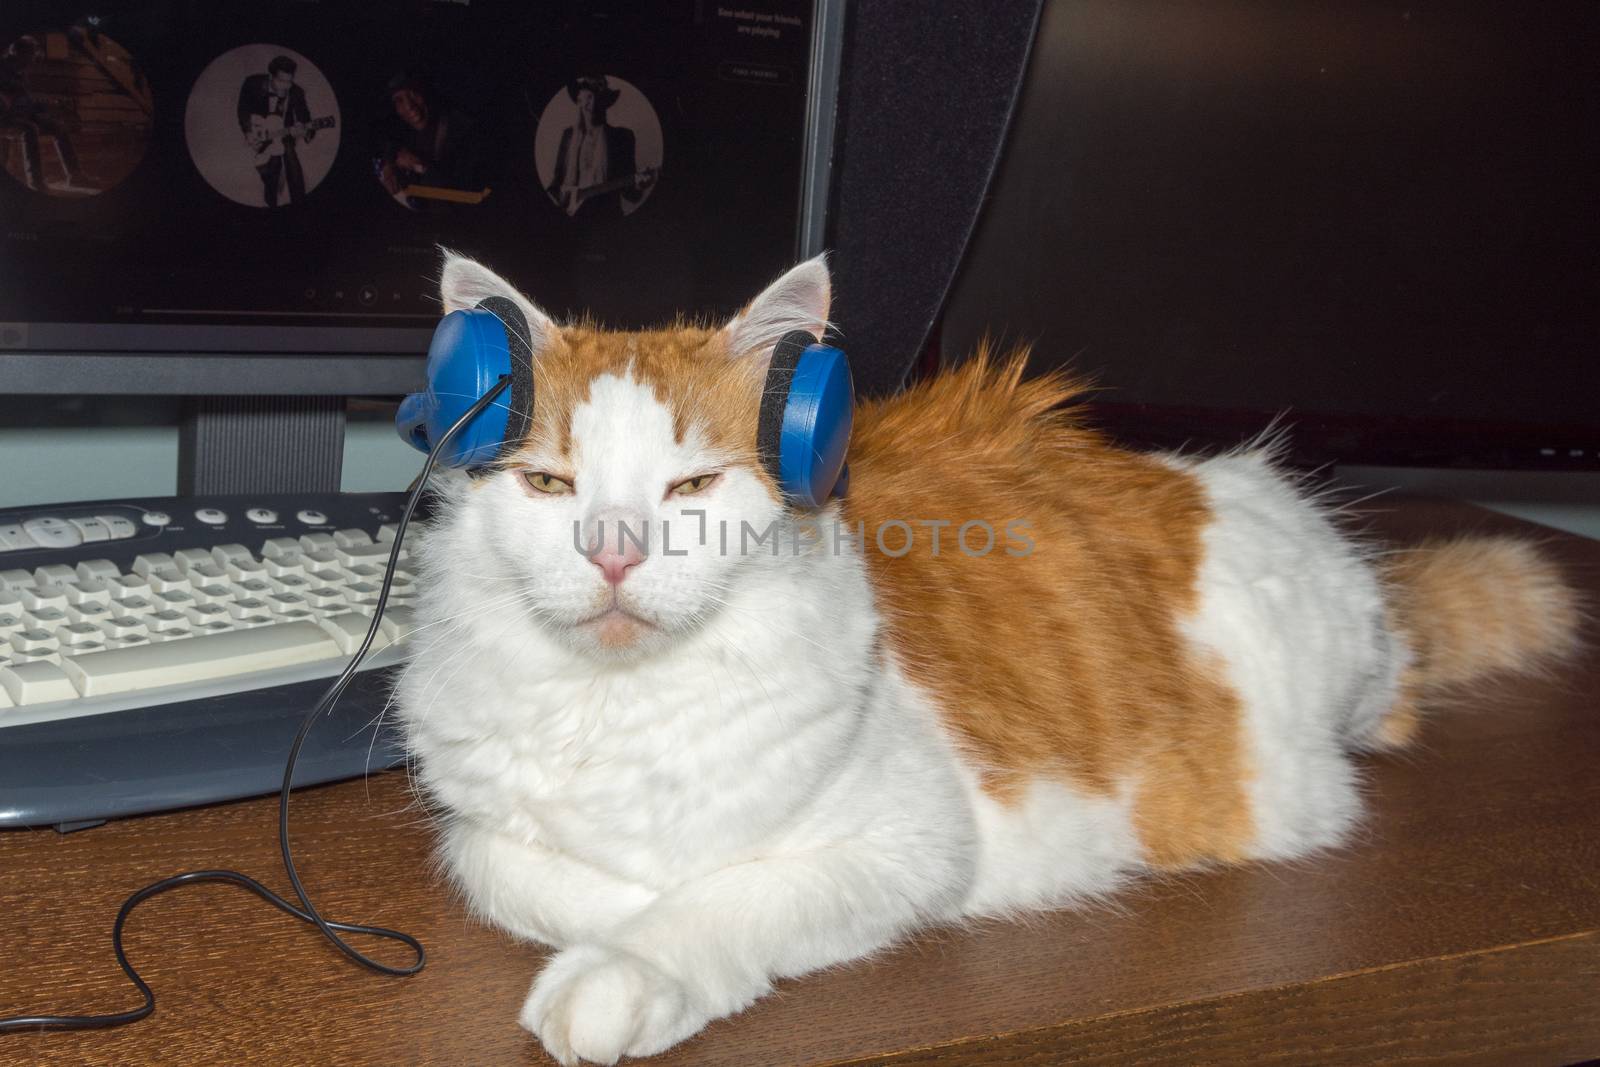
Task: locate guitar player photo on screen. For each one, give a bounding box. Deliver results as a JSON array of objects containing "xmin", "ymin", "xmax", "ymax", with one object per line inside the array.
[
  {"xmin": 533, "ymin": 74, "xmax": 661, "ymax": 218},
  {"xmin": 371, "ymin": 70, "xmax": 491, "ymax": 212},
  {"xmin": 183, "ymin": 43, "xmax": 340, "ymax": 209}
]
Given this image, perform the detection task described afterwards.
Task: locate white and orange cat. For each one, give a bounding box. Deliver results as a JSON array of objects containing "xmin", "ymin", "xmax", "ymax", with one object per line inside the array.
[{"xmin": 398, "ymin": 252, "xmax": 1579, "ymax": 1064}]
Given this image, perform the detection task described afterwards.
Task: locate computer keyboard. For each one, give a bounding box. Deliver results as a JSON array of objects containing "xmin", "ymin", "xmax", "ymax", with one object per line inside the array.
[{"xmin": 0, "ymin": 493, "xmax": 422, "ymax": 831}]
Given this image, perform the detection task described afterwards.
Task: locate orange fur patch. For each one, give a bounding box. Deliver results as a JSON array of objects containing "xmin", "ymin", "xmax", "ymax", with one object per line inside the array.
[
  {"xmin": 1378, "ymin": 536, "xmax": 1581, "ymax": 743},
  {"xmin": 843, "ymin": 347, "xmax": 1253, "ymax": 869},
  {"xmin": 505, "ymin": 323, "xmax": 772, "ymax": 487}
]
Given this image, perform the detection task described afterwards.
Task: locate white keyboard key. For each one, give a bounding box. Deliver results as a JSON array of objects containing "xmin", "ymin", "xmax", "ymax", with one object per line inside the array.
[
  {"xmin": 314, "ymin": 612, "xmax": 396, "ymax": 655},
  {"xmin": 98, "ymin": 514, "xmax": 139, "ymax": 539},
  {"xmin": 105, "ymin": 635, "xmax": 150, "ymax": 650},
  {"xmin": 68, "ymin": 516, "xmax": 111, "ymax": 543},
  {"xmin": 232, "ymin": 578, "xmax": 273, "ymax": 597},
  {"xmin": 262, "ymin": 557, "xmax": 307, "ymax": 579},
  {"xmin": 0, "ymin": 523, "xmax": 36, "ymax": 552},
  {"xmin": 19, "ymin": 587, "xmax": 67, "ymax": 612},
  {"xmin": 61, "ymin": 620, "xmax": 344, "ymax": 698},
  {"xmin": 9, "ymin": 629, "xmax": 58, "ymax": 653},
  {"xmin": 260, "ymin": 537, "xmax": 302, "ymax": 559},
  {"xmin": 343, "ymin": 582, "xmax": 382, "ymax": 607},
  {"xmin": 173, "ymin": 548, "xmax": 216, "ymax": 572},
  {"xmin": 76, "ymin": 559, "xmax": 122, "ymax": 583},
  {"xmin": 25, "ymin": 607, "xmax": 68, "ymax": 631},
  {"xmin": 117, "ymin": 596, "xmax": 157, "ymax": 617},
  {"xmin": 1, "ymin": 569, "xmax": 35, "ymax": 591},
  {"xmin": 0, "ymin": 660, "xmax": 79, "ymax": 704},
  {"xmin": 58, "ymin": 622, "xmax": 104, "ymax": 645},
  {"xmin": 0, "ymin": 611, "xmax": 24, "ymax": 637},
  {"xmin": 155, "ymin": 590, "xmax": 195, "ymax": 610},
  {"xmin": 100, "ymin": 617, "xmax": 149, "ymax": 641},
  {"xmin": 131, "ymin": 552, "xmax": 176, "ymax": 577},
  {"xmin": 225, "ymin": 558, "xmax": 268, "ymax": 581},
  {"xmin": 376, "ymin": 523, "xmax": 400, "ymax": 543},
  {"xmin": 148, "ymin": 629, "xmax": 195, "ymax": 643},
  {"xmin": 147, "ymin": 610, "xmax": 190, "ymax": 632},
  {"xmin": 266, "ymin": 593, "xmax": 310, "ymax": 614},
  {"xmin": 33, "ymin": 564, "xmax": 78, "ymax": 587},
  {"xmin": 300, "ymin": 533, "xmax": 338, "ymax": 553},
  {"xmin": 270, "ymin": 573, "xmax": 312, "ymax": 593},
  {"xmin": 227, "ymin": 598, "xmax": 273, "ymax": 619},
  {"xmin": 211, "ymin": 544, "xmax": 254, "ymax": 566},
  {"xmin": 336, "ymin": 542, "xmax": 392, "ymax": 567},
  {"xmin": 59, "ymin": 640, "xmax": 107, "ymax": 657},
  {"xmin": 300, "ymin": 587, "xmax": 346, "ymax": 609},
  {"xmin": 64, "ymin": 580, "xmax": 113, "ymax": 606},
  {"xmin": 185, "ymin": 604, "xmax": 232, "ymax": 625},
  {"xmin": 187, "ymin": 561, "xmax": 228, "ymax": 582},
  {"xmin": 107, "ymin": 575, "xmax": 152, "ymax": 599},
  {"xmin": 377, "ymin": 606, "xmax": 416, "ymax": 643},
  {"xmin": 301, "ymin": 551, "xmax": 344, "ymax": 579},
  {"xmin": 22, "ymin": 517, "xmax": 81, "ymax": 549},
  {"xmin": 342, "ymin": 563, "xmax": 387, "ymax": 583},
  {"xmin": 191, "ymin": 583, "xmax": 235, "ymax": 606},
  {"xmin": 145, "ymin": 569, "xmax": 193, "ymax": 594},
  {"xmin": 66, "ymin": 602, "xmax": 113, "ymax": 625},
  {"xmin": 333, "ymin": 528, "xmax": 374, "ymax": 548}
]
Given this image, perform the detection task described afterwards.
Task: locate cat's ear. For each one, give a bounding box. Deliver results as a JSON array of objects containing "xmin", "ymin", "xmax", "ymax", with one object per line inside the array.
[
  {"xmin": 438, "ymin": 249, "xmax": 553, "ymax": 348},
  {"xmin": 722, "ymin": 255, "xmax": 831, "ymax": 360}
]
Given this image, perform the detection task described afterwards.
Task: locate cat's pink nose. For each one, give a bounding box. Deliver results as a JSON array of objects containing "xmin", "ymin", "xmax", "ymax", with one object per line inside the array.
[
  {"xmin": 591, "ymin": 539, "xmax": 645, "ymax": 585},
  {"xmin": 587, "ymin": 513, "xmax": 648, "ymax": 585}
]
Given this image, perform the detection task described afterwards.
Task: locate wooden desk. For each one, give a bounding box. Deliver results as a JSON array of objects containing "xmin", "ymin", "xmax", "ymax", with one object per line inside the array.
[{"xmin": 3, "ymin": 498, "xmax": 1597, "ymax": 1066}]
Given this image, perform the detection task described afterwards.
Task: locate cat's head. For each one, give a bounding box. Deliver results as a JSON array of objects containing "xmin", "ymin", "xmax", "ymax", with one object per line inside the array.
[{"xmin": 426, "ymin": 251, "xmax": 832, "ymax": 661}]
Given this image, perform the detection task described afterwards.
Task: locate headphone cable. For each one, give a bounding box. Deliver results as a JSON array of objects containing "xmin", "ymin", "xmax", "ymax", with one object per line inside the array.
[{"xmin": 0, "ymin": 376, "xmax": 512, "ymax": 1033}]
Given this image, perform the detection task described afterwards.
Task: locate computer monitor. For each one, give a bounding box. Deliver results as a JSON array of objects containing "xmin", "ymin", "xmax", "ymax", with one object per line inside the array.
[
  {"xmin": 942, "ymin": 0, "xmax": 1599, "ymax": 471},
  {"xmin": 1, "ymin": 0, "xmax": 841, "ymax": 399}
]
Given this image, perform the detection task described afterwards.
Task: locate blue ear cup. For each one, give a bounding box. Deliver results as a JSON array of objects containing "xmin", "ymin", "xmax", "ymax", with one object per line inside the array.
[
  {"xmin": 396, "ymin": 297, "xmax": 533, "ymax": 470},
  {"xmin": 758, "ymin": 330, "xmax": 854, "ymax": 507}
]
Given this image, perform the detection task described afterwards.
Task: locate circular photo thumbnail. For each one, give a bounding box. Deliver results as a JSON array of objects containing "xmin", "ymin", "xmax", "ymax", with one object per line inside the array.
[
  {"xmin": 533, "ymin": 75, "xmax": 662, "ymax": 218},
  {"xmin": 1, "ymin": 25, "xmax": 154, "ymax": 197},
  {"xmin": 185, "ymin": 44, "xmax": 340, "ymax": 209}
]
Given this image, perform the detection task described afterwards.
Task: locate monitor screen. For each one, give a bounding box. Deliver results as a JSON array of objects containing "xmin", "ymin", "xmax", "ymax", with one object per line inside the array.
[
  {"xmin": 0, "ymin": 0, "xmax": 818, "ymax": 355},
  {"xmin": 942, "ymin": 0, "xmax": 1600, "ymax": 469}
]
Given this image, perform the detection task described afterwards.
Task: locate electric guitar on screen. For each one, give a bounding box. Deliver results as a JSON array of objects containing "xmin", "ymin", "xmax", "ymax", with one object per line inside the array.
[
  {"xmin": 556, "ymin": 166, "xmax": 659, "ymax": 216},
  {"xmin": 248, "ymin": 114, "xmax": 336, "ymax": 158}
]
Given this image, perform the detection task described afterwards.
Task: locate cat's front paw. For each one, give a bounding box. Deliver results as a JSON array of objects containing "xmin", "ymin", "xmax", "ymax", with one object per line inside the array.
[{"xmin": 521, "ymin": 944, "xmax": 706, "ymax": 1065}]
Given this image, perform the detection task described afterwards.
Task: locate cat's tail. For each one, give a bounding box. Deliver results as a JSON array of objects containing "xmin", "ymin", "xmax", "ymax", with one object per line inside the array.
[{"xmin": 1373, "ymin": 537, "xmax": 1582, "ymax": 748}]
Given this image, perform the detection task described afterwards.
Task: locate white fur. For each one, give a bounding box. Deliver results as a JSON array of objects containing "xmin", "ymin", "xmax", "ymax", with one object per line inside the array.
[
  {"xmin": 397, "ymin": 260, "xmax": 1414, "ymax": 1064},
  {"xmin": 722, "ymin": 255, "xmax": 831, "ymax": 360},
  {"xmin": 1168, "ymin": 450, "xmax": 1409, "ymax": 859}
]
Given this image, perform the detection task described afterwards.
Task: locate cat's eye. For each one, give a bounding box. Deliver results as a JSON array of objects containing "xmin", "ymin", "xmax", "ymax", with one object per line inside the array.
[
  {"xmin": 521, "ymin": 470, "xmax": 574, "ymax": 495},
  {"xmin": 670, "ymin": 473, "xmax": 720, "ymax": 497}
]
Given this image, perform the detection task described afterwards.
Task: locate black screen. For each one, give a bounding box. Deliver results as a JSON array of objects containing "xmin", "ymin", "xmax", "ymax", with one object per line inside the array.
[
  {"xmin": 0, "ymin": 0, "xmax": 815, "ymax": 350},
  {"xmin": 943, "ymin": 0, "xmax": 1600, "ymax": 467}
]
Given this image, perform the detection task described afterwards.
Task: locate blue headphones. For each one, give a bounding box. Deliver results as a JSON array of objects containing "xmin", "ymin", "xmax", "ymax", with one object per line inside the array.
[{"xmin": 397, "ymin": 300, "xmax": 854, "ymax": 507}]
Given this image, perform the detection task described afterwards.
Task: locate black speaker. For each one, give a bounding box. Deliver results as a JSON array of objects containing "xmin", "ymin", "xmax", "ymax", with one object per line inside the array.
[{"xmin": 824, "ymin": 0, "xmax": 1044, "ymax": 398}]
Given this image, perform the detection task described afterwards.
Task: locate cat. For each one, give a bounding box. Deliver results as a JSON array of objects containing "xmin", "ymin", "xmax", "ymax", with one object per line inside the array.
[{"xmin": 396, "ymin": 251, "xmax": 1580, "ymax": 1065}]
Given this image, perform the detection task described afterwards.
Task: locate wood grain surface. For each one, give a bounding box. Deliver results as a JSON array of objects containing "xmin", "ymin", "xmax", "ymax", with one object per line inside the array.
[{"xmin": 1, "ymin": 496, "xmax": 1597, "ymax": 1066}]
